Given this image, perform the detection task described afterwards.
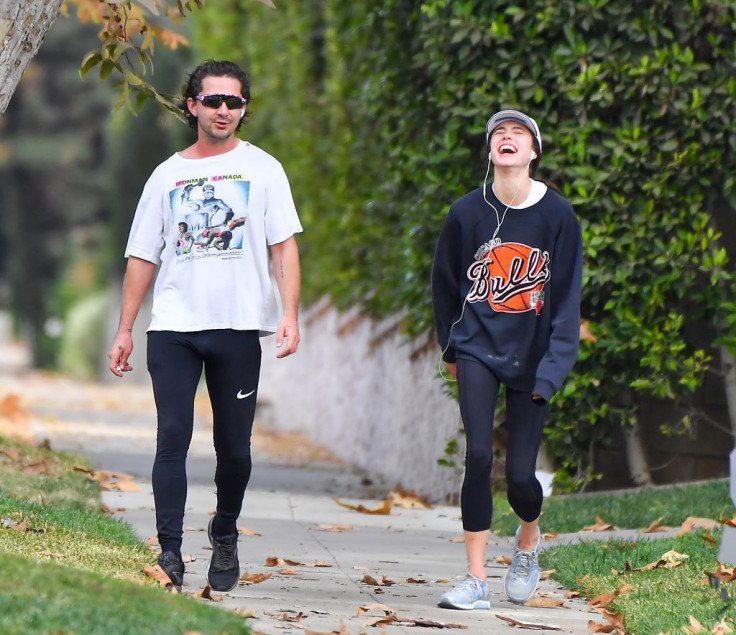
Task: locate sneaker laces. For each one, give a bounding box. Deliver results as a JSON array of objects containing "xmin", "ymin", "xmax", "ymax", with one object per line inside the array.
[
  {"xmin": 456, "ymin": 574, "xmax": 483, "ymax": 595},
  {"xmin": 213, "ymin": 535, "xmax": 237, "ymax": 569},
  {"xmin": 512, "ymin": 550, "xmax": 533, "ymax": 579}
]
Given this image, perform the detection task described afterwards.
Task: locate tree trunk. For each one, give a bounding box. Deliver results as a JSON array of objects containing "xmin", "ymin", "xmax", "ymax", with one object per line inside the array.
[
  {"xmin": 624, "ymin": 421, "xmax": 653, "ymax": 486},
  {"xmin": 0, "ymin": 0, "xmax": 62, "ymax": 114}
]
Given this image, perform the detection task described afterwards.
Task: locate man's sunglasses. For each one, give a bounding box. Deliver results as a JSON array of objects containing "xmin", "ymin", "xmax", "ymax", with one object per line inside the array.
[{"xmin": 194, "ymin": 94, "xmax": 247, "ymax": 109}]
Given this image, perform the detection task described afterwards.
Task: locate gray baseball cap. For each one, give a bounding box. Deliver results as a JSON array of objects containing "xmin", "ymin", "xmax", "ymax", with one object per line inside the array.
[{"xmin": 485, "ymin": 110, "xmax": 542, "ymax": 154}]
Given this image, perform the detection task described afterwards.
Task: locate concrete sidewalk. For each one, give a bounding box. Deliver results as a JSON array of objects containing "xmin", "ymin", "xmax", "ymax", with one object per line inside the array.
[
  {"xmin": 4, "ymin": 365, "xmax": 605, "ymax": 633},
  {"xmin": 103, "ymin": 481, "xmax": 601, "ymax": 634}
]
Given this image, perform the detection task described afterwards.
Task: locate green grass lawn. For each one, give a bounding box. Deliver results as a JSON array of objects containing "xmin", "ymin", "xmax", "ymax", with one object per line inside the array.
[
  {"xmin": 0, "ymin": 435, "xmax": 249, "ymax": 634},
  {"xmin": 491, "ymin": 480, "xmax": 736, "ymax": 634}
]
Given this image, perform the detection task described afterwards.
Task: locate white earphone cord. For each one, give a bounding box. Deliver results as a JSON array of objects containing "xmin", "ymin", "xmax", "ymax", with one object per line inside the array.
[{"xmin": 437, "ymin": 156, "xmax": 532, "ymax": 382}]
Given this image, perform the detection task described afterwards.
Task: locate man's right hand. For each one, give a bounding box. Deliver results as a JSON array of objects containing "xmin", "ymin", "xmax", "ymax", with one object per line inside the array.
[{"xmin": 108, "ymin": 330, "xmax": 133, "ymax": 377}]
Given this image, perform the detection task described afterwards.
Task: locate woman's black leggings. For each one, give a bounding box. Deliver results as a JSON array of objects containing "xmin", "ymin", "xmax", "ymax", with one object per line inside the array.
[
  {"xmin": 457, "ymin": 357, "xmax": 547, "ymax": 532},
  {"xmin": 147, "ymin": 329, "xmax": 261, "ymax": 555}
]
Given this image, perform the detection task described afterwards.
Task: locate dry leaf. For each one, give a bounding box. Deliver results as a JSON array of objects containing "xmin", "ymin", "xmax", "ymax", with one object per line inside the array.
[
  {"xmin": 681, "ymin": 615, "xmax": 705, "ymax": 634},
  {"xmin": 596, "ymin": 608, "xmax": 624, "ymax": 630},
  {"xmin": 362, "ymin": 574, "xmax": 395, "ymax": 587},
  {"xmin": 589, "ymin": 584, "xmax": 631, "ymax": 609},
  {"xmin": 587, "ymin": 620, "xmax": 616, "ymax": 633},
  {"xmin": 193, "ymin": 585, "xmax": 223, "ymax": 602},
  {"xmin": 523, "ymin": 596, "xmax": 567, "ymax": 608},
  {"xmin": 240, "ymin": 571, "xmax": 272, "ymax": 584},
  {"xmin": 700, "ymin": 531, "xmax": 718, "ymax": 546},
  {"xmin": 674, "ymin": 516, "xmax": 718, "ymax": 537},
  {"xmin": 642, "ymin": 516, "xmax": 671, "ymax": 533},
  {"xmin": 496, "ymin": 555, "xmax": 512, "ymax": 565},
  {"xmin": 333, "ymin": 496, "xmax": 391, "ymax": 515},
  {"xmin": 386, "ymin": 484, "xmax": 433, "ymax": 509},
  {"xmin": 315, "ymin": 524, "xmax": 354, "ymax": 532},
  {"xmin": 143, "ymin": 563, "xmax": 176, "ymax": 588},
  {"xmin": 21, "ymin": 460, "xmax": 51, "ymax": 475},
  {"xmin": 541, "ymin": 531, "xmax": 558, "ymax": 540},
  {"xmin": 582, "ymin": 515, "xmax": 614, "ymax": 532},
  {"xmin": 0, "ymin": 448, "xmax": 21, "ymax": 462},
  {"xmin": 406, "ymin": 577, "xmax": 428, "ymax": 584},
  {"xmin": 706, "ymin": 564, "xmax": 736, "ymax": 584},
  {"xmin": 237, "ymin": 525, "xmax": 261, "ymax": 536},
  {"xmin": 496, "ymin": 614, "xmax": 562, "ymax": 630}
]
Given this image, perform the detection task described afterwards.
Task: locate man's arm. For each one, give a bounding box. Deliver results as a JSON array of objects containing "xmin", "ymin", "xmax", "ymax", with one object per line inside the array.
[
  {"xmin": 269, "ymin": 235, "xmax": 301, "ymax": 358},
  {"xmin": 107, "ymin": 256, "xmax": 157, "ymax": 376}
]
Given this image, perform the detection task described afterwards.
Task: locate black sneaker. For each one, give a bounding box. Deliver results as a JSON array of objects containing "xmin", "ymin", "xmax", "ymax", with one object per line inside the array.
[
  {"xmin": 158, "ymin": 551, "xmax": 184, "ymax": 591},
  {"xmin": 207, "ymin": 516, "xmax": 240, "ymax": 591}
]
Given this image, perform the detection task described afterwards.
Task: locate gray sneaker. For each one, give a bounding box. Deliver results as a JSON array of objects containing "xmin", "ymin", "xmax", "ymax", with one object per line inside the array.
[
  {"xmin": 438, "ymin": 573, "xmax": 490, "ymax": 610},
  {"xmin": 504, "ymin": 526, "xmax": 540, "ymax": 603}
]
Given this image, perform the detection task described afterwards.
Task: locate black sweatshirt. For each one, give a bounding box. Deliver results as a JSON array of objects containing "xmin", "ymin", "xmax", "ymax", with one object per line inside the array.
[{"xmin": 431, "ymin": 183, "xmax": 583, "ymax": 402}]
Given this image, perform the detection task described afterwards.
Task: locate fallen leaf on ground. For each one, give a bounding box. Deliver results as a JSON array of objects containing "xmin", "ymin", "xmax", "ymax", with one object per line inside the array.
[
  {"xmin": 541, "ymin": 531, "xmax": 558, "ymax": 540},
  {"xmin": 232, "ymin": 608, "xmax": 257, "ymax": 618},
  {"xmin": 143, "ymin": 563, "xmax": 175, "ymax": 588},
  {"xmin": 496, "ymin": 614, "xmax": 562, "ymax": 630},
  {"xmin": 674, "ymin": 516, "xmax": 718, "ymax": 537},
  {"xmin": 642, "ymin": 516, "xmax": 671, "ymax": 533},
  {"xmin": 315, "ymin": 524, "xmax": 354, "ymax": 531},
  {"xmin": 582, "ymin": 515, "xmax": 615, "ymax": 532},
  {"xmin": 594, "ymin": 608, "xmax": 624, "ymax": 630},
  {"xmin": 681, "ymin": 615, "xmax": 705, "ymax": 634},
  {"xmin": 406, "ymin": 577, "xmax": 428, "ymax": 584},
  {"xmin": 496, "ymin": 555, "xmax": 512, "ymax": 565},
  {"xmin": 700, "ymin": 530, "xmax": 718, "ymax": 546},
  {"xmin": 705, "ymin": 564, "xmax": 736, "ymax": 584},
  {"xmin": 587, "ymin": 620, "xmax": 616, "ymax": 633},
  {"xmin": 237, "ymin": 525, "xmax": 261, "ymax": 536},
  {"xmin": 523, "ymin": 594, "xmax": 567, "ymax": 608},
  {"xmin": 265, "ymin": 556, "xmax": 304, "ymax": 567},
  {"xmin": 363, "ymin": 574, "xmax": 395, "ymax": 586},
  {"xmin": 589, "ymin": 584, "xmax": 632, "ymax": 609},
  {"xmin": 92, "ymin": 470, "xmax": 142, "ymax": 492},
  {"xmin": 333, "ymin": 496, "xmax": 391, "ymax": 515},
  {"xmin": 192, "ymin": 585, "xmax": 222, "ymax": 601},
  {"xmin": 0, "ymin": 448, "xmax": 20, "ymax": 462},
  {"xmin": 21, "ymin": 459, "xmax": 51, "ymax": 475},
  {"xmin": 614, "ymin": 550, "xmax": 688, "ymax": 574},
  {"xmin": 240, "ymin": 571, "xmax": 272, "ymax": 584},
  {"xmin": 386, "ymin": 484, "xmax": 433, "ymax": 509},
  {"xmin": 540, "ymin": 569, "xmax": 556, "ymax": 580},
  {"xmin": 37, "ymin": 549, "xmax": 65, "ymax": 558},
  {"xmin": 303, "ymin": 620, "xmax": 350, "ymax": 635}
]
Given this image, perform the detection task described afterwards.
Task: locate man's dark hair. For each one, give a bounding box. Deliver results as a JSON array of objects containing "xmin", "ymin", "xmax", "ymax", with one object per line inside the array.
[{"xmin": 179, "ymin": 60, "xmax": 251, "ymax": 132}]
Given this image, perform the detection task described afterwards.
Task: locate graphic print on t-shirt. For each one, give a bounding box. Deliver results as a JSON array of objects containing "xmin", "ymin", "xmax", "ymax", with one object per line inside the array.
[
  {"xmin": 169, "ymin": 175, "xmax": 250, "ymax": 259},
  {"xmin": 466, "ymin": 241, "xmax": 550, "ymax": 314}
]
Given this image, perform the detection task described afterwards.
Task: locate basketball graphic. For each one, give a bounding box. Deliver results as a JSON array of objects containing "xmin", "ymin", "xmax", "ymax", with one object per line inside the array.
[{"xmin": 469, "ymin": 241, "xmax": 551, "ymax": 314}]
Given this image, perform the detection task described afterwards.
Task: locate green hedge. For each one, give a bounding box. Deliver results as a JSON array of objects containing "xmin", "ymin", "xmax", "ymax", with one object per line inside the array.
[{"xmin": 193, "ymin": 0, "xmax": 736, "ymax": 489}]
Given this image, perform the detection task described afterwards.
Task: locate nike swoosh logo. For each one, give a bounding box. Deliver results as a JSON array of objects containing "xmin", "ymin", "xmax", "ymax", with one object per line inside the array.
[{"xmin": 236, "ymin": 390, "xmax": 255, "ymax": 400}]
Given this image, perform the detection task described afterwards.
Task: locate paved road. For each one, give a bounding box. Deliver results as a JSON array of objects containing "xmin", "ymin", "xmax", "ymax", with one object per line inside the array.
[{"xmin": 3, "ymin": 368, "xmax": 607, "ymax": 633}]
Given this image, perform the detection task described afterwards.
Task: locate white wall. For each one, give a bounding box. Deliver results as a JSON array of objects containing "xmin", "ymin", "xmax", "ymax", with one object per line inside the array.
[{"xmin": 258, "ymin": 297, "xmax": 465, "ymax": 503}]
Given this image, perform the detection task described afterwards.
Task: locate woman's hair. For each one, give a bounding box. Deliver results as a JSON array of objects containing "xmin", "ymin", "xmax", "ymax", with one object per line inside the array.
[{"xmin": 179, "ymin": 60, "xmax": 251, "ymax": 132}]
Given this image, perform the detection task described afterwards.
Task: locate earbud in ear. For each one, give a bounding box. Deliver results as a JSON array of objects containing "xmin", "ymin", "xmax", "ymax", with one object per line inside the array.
[
  {"xmin": 240, "ymin": 110, "xmax": 245, "ymax": 119},
  {"xmin": 531, "ymin": 151, "xmax": 538, "ymax": 160}
]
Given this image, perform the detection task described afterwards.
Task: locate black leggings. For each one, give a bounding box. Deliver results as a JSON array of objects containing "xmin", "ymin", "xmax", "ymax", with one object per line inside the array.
[
  {"xmin": 147, "ymin": 330, "xmax": 261, "ymax": 554},
  {"xmin": 457, "ymin": 358, "xmax": 546, "ymax": 532}
]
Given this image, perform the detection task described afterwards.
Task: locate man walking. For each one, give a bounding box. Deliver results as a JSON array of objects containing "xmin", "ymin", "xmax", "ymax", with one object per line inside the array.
[{"xmin": 107, "ymin": 60, "xmax": 303, "ymax": 592}]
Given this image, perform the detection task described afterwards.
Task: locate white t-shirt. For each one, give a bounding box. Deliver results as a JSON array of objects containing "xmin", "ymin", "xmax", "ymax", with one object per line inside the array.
[{"xmin": 125, "ymin": 140, "xmax": 303, "ymax": 335}]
